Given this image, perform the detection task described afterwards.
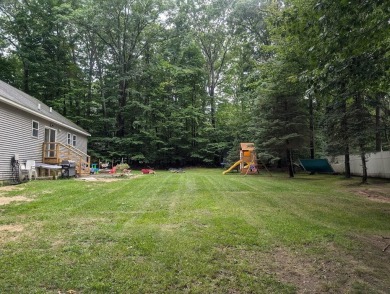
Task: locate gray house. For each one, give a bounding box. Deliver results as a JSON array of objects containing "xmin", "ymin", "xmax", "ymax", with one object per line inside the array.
[{"xmin": 0, "ymin": 80, "xmax": 91, "ymax": 183}]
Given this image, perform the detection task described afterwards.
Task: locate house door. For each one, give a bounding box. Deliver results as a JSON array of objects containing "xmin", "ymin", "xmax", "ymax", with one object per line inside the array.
[{"xmin": 44, "ymin": 128, "xmax": 56, "ymax": 157}]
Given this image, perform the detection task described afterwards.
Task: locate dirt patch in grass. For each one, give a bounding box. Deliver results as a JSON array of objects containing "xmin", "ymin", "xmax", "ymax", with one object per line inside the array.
[
  {"xmin": 0, "ymin": 196, "xmax": 33, "ymax": 206},
  {"xmin": 217, "ymin": 241, "xmax": 389, "ymax": 293},
  {"xmin": 0, "ymin": 224, "xmax": 24, "ymax": 232},
  {"xmin": 78, "ymin": 177, "xmax": 122, "ymax": 182},
  {"xmin": 264, "ymin": 245, "xmax": 380, "ymax": 293},
  {"xmin": 159, "ymin": 223, "xmax": 182, "ymax": 232},
  {"xmin": 354, "ymin": 234, "xmax": 390, "ymax": 254},
  {"xmin": 264, "ymin": 247, "xmax": 327, "ymax": 292},
  {"xmin": 355, "ymin": 189, "xmax": 390, "ymax": 203},
  {"xmin": 57, "ymin": 290, "xmax": 78, "ymax": 294},
  {"xmin": 77, "ymin": 175, "xmax": 140, "ymax": 182},
  {"xmin": 0, "ymin": 224, "xmax": 24, "ymax": 243},
  {"xmin": 217, "ymin": 245, "xmax": 343, "ymax": 293},
  {"xmin": 346, "ymin": 180, "xmax": 390, "ymax": 203},
  {"xmin": 0, "ymin": 185, "xmax": 24, "ymax": 192}
]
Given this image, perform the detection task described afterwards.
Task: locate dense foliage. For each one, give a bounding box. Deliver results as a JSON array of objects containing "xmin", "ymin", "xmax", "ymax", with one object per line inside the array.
[{"xmin": 1, "ymin": 0, "xmax": 389, "ymax": 177}]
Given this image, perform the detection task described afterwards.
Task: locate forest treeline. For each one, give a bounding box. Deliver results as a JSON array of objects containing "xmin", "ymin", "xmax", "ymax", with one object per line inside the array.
[{"xmin": 1, "ymin": 0, "xmax": 389, "ymax": 180}]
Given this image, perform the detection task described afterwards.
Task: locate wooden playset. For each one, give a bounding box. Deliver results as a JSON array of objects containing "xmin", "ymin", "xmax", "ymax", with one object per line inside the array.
[{"xmin": 223, "ymin": 143, "xmax": 258, "ymax": 175}]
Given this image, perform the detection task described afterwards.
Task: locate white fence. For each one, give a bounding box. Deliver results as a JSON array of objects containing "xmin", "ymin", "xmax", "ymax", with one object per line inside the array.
[{"xmin": 328, "ymin": 151, "xmax": 390, "ymax": 179}]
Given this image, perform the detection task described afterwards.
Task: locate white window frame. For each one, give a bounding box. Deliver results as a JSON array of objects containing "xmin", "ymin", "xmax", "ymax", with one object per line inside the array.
[
  {"xmin": 72, "ymin": 134, "xmax": 77, "ymax": 147},
  {"xmin": 32, "ymin": 120, "xmax": 39, "ymax": 138},
  {"xmin": 67, "ymin": 133, "xmax": 72, "ymax": 145}
]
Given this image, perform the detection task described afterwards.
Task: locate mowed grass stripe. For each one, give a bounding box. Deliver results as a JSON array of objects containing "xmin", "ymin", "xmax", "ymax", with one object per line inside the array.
[{"xmin": 0, "ymin": 169, "xmax": 389, "ymax": 293}]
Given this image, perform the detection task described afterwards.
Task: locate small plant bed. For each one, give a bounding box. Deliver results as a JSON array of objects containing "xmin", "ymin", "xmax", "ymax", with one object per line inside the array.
[{"xmin": 0, "ymin": 169, "xmax": 389, "ymax": 293}]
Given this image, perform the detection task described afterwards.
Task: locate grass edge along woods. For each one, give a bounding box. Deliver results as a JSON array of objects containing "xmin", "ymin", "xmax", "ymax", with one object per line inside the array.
[{"xmin": 0, "ymin": 169, "xmax": 389, "ymax": 293}]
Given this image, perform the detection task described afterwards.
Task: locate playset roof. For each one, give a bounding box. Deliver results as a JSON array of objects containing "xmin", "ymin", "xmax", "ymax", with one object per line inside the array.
[{"xmin": 240, "ymin": 143, "xmax": 255, "ymax": 151}]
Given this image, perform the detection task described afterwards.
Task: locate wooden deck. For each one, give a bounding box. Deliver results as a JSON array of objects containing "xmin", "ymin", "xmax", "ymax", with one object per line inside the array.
[{"xmin": 42, "ymin": 142, "xmax": 90, "ymax": 176}]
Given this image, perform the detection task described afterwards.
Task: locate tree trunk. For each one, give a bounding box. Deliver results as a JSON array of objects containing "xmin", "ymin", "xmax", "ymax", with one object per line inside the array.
[
  {"xmin": 23, "ymin": 60, "xmax": 29, "ymax": 94},
  {"xmin": 341, "ymin": 99, "xmax": 351, "ymax": 178},
  {"xmin": 344, "ymin": 145, "xmax": 351, "ymax": 178},
  {"xmin": 354, "ymin": 92, "xmax": 370, "ymax": 182},
  {"xmin": 117, "ymin": 78, "xmax": 128, "ymax": 137},
  {"xmin": 63, "ymin": 98, "xmax": 67, "ymax": 117},
  {"xmin": 86, "ymin": 53, "xmax": 95, "ymax": 119},
  {"xmin": 286, "ymin": 148, "xmax": 294, "ymax": 178},
  {"xmin": 96, "ymin": 60, "xmax": 108, "ymax": 136},
  {"xmin": 360, "ymin": 149, "xmax": 367, "ymax": 183},
  {"xmin": 309, "ymin": 95, "xmax": 315, "ymax": 159},
  {"xmin": 209, "ymin": 77, "xmax": 216, "ymax": 128},
  {"xmin": 375, "ymin": 94, "xmax": 382, "ymax": 152}
]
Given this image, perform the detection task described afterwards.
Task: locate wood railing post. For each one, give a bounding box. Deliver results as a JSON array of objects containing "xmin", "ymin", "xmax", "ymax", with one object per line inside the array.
[{"xmin": 56, "ymin": 143, "xmax": 60, "ymax": 164}]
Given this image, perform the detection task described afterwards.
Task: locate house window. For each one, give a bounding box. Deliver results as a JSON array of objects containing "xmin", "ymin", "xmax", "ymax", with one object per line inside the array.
[
  {"xmin": 32, "ymin": 120, "xmax": 39, "ymax": 137},
  {"xmin": 67, "ymin": 133, "xmax": 72, "ymax": 145},
  {"xmin": 72, "ymin": 134, "xmax": 77, "ymax": 147}
]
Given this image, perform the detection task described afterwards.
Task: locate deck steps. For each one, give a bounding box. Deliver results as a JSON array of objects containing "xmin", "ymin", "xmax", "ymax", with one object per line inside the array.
[{"xmin": 42, "ymin": 142, "xmax": 90, "ymax": 177}]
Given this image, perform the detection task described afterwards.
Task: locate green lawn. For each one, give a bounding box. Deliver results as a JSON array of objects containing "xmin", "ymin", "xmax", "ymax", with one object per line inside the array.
[{"xmin": 0, "ymin": 169, "xmax": 389, "ymax": 293}]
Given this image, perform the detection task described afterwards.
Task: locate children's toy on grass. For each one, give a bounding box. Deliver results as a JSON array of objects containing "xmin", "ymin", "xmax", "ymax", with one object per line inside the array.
[
  {"xmin": 141, "ymin": 168, "xmax": 155, "ymax": 174},
  {"xmin": 90, "ymin": 163, "xmax": 99, "ymax": 174}
]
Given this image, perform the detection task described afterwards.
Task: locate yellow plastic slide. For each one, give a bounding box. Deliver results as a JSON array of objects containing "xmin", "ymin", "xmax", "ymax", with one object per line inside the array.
[{"xmin": 222, "ymin": 160, "xmax": 243, "ymax": 175}]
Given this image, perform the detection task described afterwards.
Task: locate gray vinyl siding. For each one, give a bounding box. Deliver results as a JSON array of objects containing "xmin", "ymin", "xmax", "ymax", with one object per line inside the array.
[
  {"xmin": 0, "ymin": 80, "xmax": 89, "ymax": 135},
  {"xmin": 0, "ymin": 101, "xmax": 88, "ymax": 181}
]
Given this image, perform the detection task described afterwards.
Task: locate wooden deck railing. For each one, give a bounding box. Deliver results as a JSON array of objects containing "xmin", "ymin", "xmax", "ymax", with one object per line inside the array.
[{"xmin": 42, "ymin": 142, "xmax": 90, "ymax": 176}]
